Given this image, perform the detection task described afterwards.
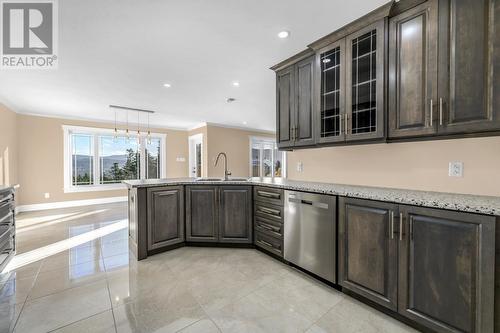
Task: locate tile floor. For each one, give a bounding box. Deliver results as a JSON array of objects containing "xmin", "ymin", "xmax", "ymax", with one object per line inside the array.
[{"xmin": 0, "ymin": 202, "xmax": 419, "ymax": 333}]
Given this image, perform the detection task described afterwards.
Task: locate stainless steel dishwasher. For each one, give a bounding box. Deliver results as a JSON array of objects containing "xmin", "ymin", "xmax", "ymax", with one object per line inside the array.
[{"xmin": 284, "ymin": 190, "xmax": 336, "ymax": 283}]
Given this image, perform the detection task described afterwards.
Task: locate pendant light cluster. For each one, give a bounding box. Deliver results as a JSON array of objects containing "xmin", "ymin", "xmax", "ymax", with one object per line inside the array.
[{"xmin": 109, "ymin": 105, "xmax": 155, "ymax": 145}]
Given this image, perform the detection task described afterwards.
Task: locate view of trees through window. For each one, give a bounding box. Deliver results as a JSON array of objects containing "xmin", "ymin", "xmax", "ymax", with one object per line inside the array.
[
  {"xmin": 100, "ymin": 136, "xmax": 140, "ymax": 184},
  {"xmin": 70, "ymin": 131, "xmax": 162, "ymax": 187}
]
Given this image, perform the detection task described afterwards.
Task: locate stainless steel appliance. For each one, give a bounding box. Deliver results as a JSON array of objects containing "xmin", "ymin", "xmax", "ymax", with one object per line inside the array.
[{"xmin": 284, "ymin": 190, "xmax": 336, "ymax": 283}]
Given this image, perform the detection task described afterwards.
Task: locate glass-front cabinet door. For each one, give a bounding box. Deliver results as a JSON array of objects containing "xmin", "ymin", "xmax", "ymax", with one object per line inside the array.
[
  {"xmin": 317, "ymin": 39, "xmax": 345, "ymax": 144},
  {"xmin": 345, "ymin": 20, "xmax": 385, "ymax": 141}
]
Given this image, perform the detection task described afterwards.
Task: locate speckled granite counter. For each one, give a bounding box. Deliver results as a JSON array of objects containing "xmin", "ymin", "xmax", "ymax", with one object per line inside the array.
[{"xmin": 123, "ymin": 178, "xmax": 500, "ymax": 216}]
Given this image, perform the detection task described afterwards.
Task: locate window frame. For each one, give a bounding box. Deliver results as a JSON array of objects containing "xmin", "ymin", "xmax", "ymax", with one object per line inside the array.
[
  {"xmin": 63, "ymin": 125, "xmax": 166, "ymax": 193},
  {"xmin": 249, "ymin": 136, "xmax": 286, "ymax": 179}
]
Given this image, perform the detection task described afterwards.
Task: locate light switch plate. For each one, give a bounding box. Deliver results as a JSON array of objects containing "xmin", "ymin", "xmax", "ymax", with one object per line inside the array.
[
  {"xmin": 449, "ymin": 161, "xmax": 464, "ymax": 177},
  {"xmin": 296, "ymin": 162, "xmax": 303, "ymax": 173}
]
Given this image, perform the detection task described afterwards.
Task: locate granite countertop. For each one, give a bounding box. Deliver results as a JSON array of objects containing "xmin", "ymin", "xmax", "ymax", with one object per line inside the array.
[{"xmin": 123, "ymin": 178, "xmax": 500, "ymax": 216}]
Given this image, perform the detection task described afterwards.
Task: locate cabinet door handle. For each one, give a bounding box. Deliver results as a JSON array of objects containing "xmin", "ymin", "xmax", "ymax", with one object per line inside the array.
[
  {"xmin": 429, "ymin": 99, "xmax": 433, "ymax": 127},
  {"xmin": 390, "ymin": 210, "xmax": 394, "ymax": 240},
  {"xmin": 399, "ymin": 212, "xmax": 404, "ymax": 241},
  {"xmin": 439, "ymin": 98, "xmax": 443, "ymax": 125},
  {"xmin": 345, "ymin": 114, "xmax": 349, "ymax": 135}
]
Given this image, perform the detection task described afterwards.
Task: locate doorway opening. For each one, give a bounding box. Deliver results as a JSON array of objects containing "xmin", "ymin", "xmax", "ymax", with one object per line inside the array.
[{"xmin": 188, "ymin": 133, "xmax": 203, "ymax": 178}]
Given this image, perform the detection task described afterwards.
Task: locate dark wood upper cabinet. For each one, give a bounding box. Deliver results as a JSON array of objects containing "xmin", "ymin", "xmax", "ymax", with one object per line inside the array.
[
  {"xmin": 316, "ymin": 39, "xmax": 346, "ymax": 144},
  {"xmin": 345, "ymin": 20, "xmax": 386, "ymax": 142},
  {"xmin": 185, "ymin": 185, "xmax": 218, "ymax": 242},
  {"xmin": 294, "ymin": 56, "xmax": 315, "ymax": 147},
  {"xmin": 276, "ymin": 66, "xmax": 295, "ymax": 149},
  {"xmin": 398, "ymin": 205, "xmax": 495, "ymax": 333},
  {"xmin": 438, "ymin": 0, "xmax": 500, "ymax": 134},
  {"xmin": 338, "ymin": 197, "xmax": 399, "ymax": 311},
  {"xmin": 273, "ymin": 0, "xmax": 500, "ymax": 149},
  {"xmin": 146, "ymin": 186, "xmax": 184, "ymax": 251},
  {"xmin": 388, "ymin": 0, "xmax": 439, "ymax": 138},
  {"xmin": 218, "ymin": 186, "xmax": 252, "ymax": 243},
  {"xmin": 275, "ymin": 53, "xmax": 315, "ymax": 149}
]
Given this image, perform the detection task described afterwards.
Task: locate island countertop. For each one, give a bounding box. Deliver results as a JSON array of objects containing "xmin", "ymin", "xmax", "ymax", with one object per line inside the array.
[{"xmin": 123, "ymin": 178, "xmax": 500, "ymax": 216}]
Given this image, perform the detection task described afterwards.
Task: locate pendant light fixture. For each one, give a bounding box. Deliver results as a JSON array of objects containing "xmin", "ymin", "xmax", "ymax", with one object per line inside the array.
[{"xmin": 109, "ymin": 105, "xmax": 155, "ymax": 144}]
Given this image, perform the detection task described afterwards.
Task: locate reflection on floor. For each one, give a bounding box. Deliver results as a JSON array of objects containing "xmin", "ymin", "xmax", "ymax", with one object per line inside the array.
[{"xmin": 0, "ymin": 202, "xmax": 418, "ymax": 333}]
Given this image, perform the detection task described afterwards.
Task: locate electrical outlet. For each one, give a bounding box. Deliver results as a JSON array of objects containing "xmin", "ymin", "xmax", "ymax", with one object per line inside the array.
[
  {"xmin": 448, "ymin": 161, "xmax": 464, "ymax": 177},
  {"xmin": 176, "ymin": 157, "xmax": 186, "ymax": 162},
  {"xmin": 296, "ymin": 162, "xmax": 303, "ymax": 173},
  {"xmin": 44, "ymin": 192, "xmax": 50, "ymax": 199}
]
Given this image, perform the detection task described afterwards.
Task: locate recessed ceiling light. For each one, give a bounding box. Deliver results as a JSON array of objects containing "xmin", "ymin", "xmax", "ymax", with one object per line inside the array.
[
  {"xmin": 163, "ymin": 83, "xmax": 171, "ymax": 88},
  {"xmin": 243, "ymin": 121, "xmax": 248, "ymax": 125},
  {"xmin": 278, "ymin": 31, "xmax": 290, "ymax": 39},
  {"xmin": 232, "ymin": 81, "xmax": 240, "ymax": 87}
]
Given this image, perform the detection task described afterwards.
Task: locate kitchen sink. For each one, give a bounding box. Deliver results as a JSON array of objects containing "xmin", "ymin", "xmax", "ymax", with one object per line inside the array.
[
  {"xmin": 195, "ymin": 177, "xmax": 224, "ymax": 181},
  {"xmin": 194, "ymin": 177, "xmax": 250, "ymax": 182}
]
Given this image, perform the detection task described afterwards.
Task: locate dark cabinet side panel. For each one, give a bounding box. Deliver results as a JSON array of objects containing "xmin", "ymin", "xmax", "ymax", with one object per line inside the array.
[
  {"xmin": 218, "ymin": 186, "xmax": 253, "ymax": 243},
  {"xmin": 339, "ymin": 197, "xmax": 399, "ymax": 311},
  {"xmin": 388, "ymin": 0, "xmax": 438, "ymax": 138},
  {"xmin": 398, "ymin": 206, "xmax": 495, "ymax": 333},
  {"xmin": 185, "ymin": 186, "xmax": 218, "ymax": 242},
  {"xmin": 147, "ymin": 186, "xmax": 184, "ymax": 251}
]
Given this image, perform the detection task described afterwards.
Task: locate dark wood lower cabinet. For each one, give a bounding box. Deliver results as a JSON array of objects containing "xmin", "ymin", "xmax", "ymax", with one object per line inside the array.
[
  {"xmin": 398, "ymin": 205, "xmax": 495, "ymax": 333},
  {"xmin": 340, "ymin": 197, "xmax": 496, "ymax": 333},
  {"xmin": 218, "ymin": 186, "xmax": 253, "ymax": 243},
  {"xmin": 185, "ymin": 186, "xmax": 218, "ymax": 242},
  {"xmin": 338, "ymin": 197, "xmax": 399, "ymax": 311},
  {"xmin": 186, "ymin": 185, "xmax": 252, "ymax": 244},
  {"xmin": 146, "ymin": 186, "xmax": 184, "ymax": 251}
]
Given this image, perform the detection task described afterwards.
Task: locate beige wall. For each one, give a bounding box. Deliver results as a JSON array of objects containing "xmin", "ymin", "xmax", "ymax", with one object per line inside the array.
[
  {"xmin": 287, "ymin": 136, "xmax": 500, "ymax": 197},
  {"xmin": 206, "ymin": 125, "xmax": 274, "ymax": 178},
  {"xmin": 17, "ymin": 114, "xmax": 188, "ymax": 205},
  {"xmin": 0, "ymin": 104, "xmax": 18, "ymax": 188}
]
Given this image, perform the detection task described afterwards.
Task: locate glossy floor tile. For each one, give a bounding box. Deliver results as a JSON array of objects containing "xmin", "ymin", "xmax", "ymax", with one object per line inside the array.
[{"xmin": 2, "ymin": 203, "xmax": 419, "ymax": 332}]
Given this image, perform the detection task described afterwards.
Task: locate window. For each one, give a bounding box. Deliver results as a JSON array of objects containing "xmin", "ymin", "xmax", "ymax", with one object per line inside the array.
[
  {"xmin": 64, "ymin": 126, "xmax": 166, "ymax": 192},
  {"xmin": 250, "ymin": 137, "xmax": 285, "ymax": 179}
]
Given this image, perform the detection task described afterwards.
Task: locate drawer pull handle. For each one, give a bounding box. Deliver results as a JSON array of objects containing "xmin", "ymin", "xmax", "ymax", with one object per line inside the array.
[
  {"xmin": 257, "ymin": 239, "xmax": 279, "ymax": 251},
  {"xmin": 0, "ymin": 195, "xmax": 13, "ymax": 205},
  {"xmin": 258, "ymin": 223, "xmax": 280, "ymax": 232},
  {"xmin": 0, "ymin": 211, "xmax": 13, "ymax": 224},
  {"xmin": 258, "ymin": 206, "xmax": 280, "ymax": 216},
  {"xmin": 257, "ymin": 191, "xmax": 280, "ymax": 199}
]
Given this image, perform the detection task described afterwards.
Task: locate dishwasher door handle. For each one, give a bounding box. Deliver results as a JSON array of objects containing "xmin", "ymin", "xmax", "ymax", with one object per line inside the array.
[{"xmin": 288, "ymin": 197, "xmax": 329, "ymax": 209}]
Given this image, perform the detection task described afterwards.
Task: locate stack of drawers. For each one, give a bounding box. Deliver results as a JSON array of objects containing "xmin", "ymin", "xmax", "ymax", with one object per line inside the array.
[
  {"xmin": 253, "ymin": 186, "xmax": 284, "ymax": 257},
  {"xmin": 0, "ymin": 187, "xmax": 15, "ymax": 272}
]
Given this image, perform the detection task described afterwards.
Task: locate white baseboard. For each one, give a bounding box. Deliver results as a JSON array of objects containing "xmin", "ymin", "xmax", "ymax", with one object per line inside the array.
[{"xmin": 16, "ymin": 196, "xmax": 128, "ymax": 213}]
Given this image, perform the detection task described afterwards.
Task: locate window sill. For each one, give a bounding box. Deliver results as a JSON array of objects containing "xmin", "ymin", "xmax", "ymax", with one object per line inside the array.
[{"xmin": 64, "ymin": 184, "xmax": 127, "ymax": 193}]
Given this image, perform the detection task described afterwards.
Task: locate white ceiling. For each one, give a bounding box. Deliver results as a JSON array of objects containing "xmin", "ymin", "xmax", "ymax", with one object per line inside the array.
[{"xmin": 0, "ymin": 0, "xmax": 387, "ymax": 131}]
